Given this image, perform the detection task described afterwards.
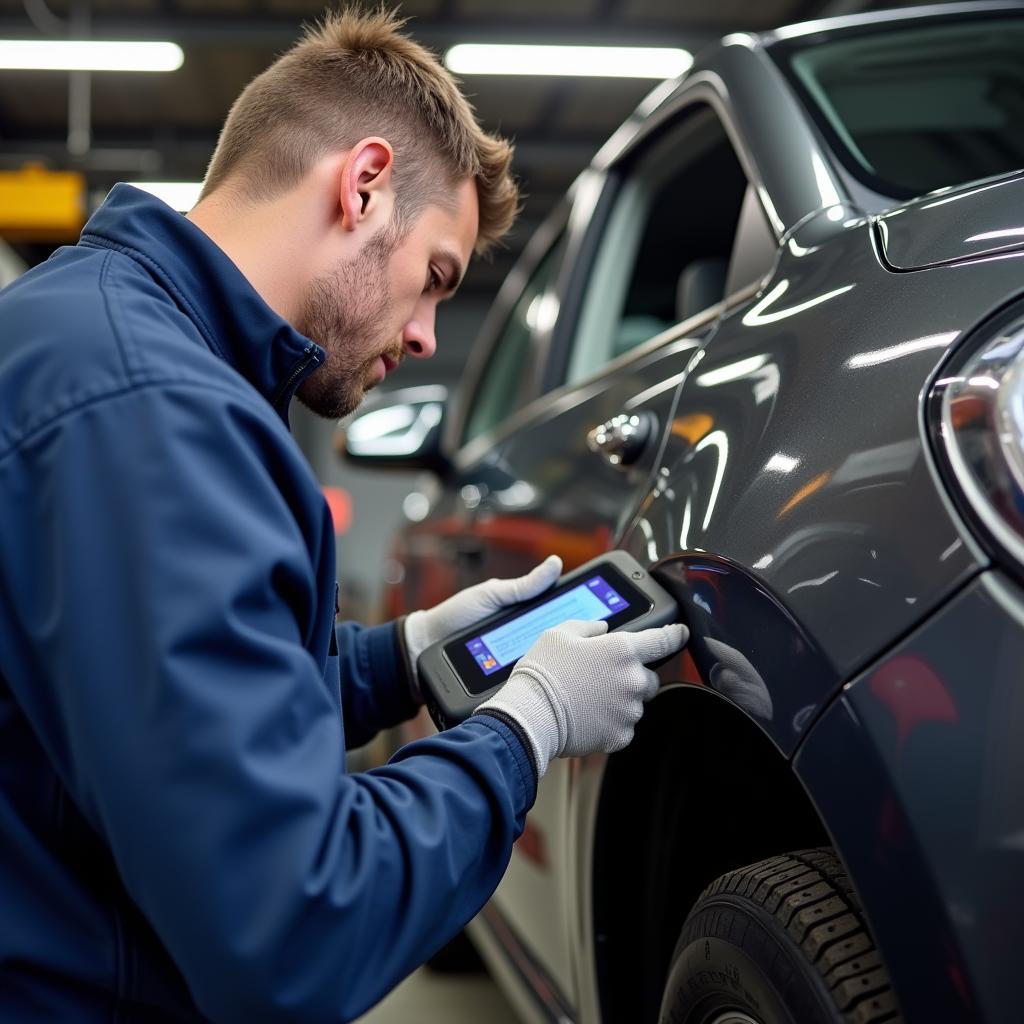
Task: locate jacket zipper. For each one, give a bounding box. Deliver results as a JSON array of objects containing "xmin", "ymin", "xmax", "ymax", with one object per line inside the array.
[{"xmin": 271, "ymin": 348, "xmax": 320, "ymax": 412}]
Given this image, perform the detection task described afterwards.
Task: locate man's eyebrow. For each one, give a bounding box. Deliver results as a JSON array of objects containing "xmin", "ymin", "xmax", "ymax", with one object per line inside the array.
[{"xmin": 436, "ymin": 248, "xmax": 465, "ymax": 294}]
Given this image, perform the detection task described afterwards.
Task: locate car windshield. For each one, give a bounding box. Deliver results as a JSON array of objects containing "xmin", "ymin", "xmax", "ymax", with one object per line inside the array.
[{"xmin": 773, "ymin": 14, "xmax": 1024, "ymax": 200}]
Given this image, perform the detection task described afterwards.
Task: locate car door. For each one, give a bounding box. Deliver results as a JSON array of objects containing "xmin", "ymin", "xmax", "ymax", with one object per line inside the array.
[{"xmin": 452, "ymin": 95, "xmax": 780, "ymax": 1010}]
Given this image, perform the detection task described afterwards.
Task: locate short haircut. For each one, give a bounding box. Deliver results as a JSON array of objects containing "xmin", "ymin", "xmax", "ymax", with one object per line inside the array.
[{"xmin": 200, "ymin": 7, "xmax": 518, "ymax": 253}]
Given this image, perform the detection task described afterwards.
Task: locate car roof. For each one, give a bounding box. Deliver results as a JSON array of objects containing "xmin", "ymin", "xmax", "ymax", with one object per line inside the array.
[
  {"xmin": 758, "ymin": 0, "xmax": 1024, "ymax": 47},
  {"xmin": 590, "ymin": 0, "xmax": 1024, "ymax": 229}
]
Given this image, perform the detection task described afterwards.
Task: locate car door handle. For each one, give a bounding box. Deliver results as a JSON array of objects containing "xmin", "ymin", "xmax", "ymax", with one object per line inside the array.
[{"xmin": 587, "ymin": 411, "xmax": 656, "ymax": 467}]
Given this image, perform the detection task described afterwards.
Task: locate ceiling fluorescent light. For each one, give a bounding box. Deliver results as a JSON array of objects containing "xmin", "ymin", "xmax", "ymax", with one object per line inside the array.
[
  {"xmin": 0, "ymin": 40, "xmax": 184, "ymax": 73},
  {"xmin": 445, "ymin": 44, "xmax": 692, "ymax": 79},
  {"xmin": 127, "ymin": 181, "xmax": 202, "ymax": 211}
]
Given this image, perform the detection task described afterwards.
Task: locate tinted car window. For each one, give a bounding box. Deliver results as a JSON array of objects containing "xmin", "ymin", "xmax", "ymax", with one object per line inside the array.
[
  {"xmin": 566, "ymin": 104, "xmax": 767, "ymax": 384},
  {"xmin": 462, "ymin": 234, "xmax": 567, "ymax": 444},
  {"xmin": 777, "ymin": 16, "xmax": 1024, "ymax": 199}
]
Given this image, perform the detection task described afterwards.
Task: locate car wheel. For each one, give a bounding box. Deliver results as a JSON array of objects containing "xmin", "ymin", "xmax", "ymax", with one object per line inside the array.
[{"xmin": 659, "ymin": 848, "xmax": 901, "ymax": 1024}]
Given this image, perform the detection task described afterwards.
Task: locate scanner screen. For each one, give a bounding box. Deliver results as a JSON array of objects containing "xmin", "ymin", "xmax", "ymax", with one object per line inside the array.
[{"xmin": 464, "ymin": 575, "xmax": 630, "ymax": 676}]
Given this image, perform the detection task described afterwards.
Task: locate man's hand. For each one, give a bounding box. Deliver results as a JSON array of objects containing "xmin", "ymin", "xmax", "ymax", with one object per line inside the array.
[
  {"xmin": 476, "ymin": 618, "xmax": 688, "ymax": 777},
  {"xmin": 403, "ymin": 555, "xmax": 564, "ymax": 679}
]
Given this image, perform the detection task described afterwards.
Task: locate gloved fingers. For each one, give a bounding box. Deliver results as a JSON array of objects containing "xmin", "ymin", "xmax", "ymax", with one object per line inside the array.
[
  {"xmin": 555, "ymin": 618, "xmax": 610, "ymax": 639},
  {"xmin": 483, "ymin": 554, "xmax": 563, "ymax": 608},
  {"xmin": 640, "ymin": 667, "xmax": 661, "ymax": 701},
  {"xmin": 619, "ymin": 622, "xmax": 689, "ymax": 663},
  {"xmin": 517, "ymin": 554, "xmax": 563, "ymax": 599},
  {"xmin": 605, "ymin": 725, "xmax": 638, "ymax": 754}
]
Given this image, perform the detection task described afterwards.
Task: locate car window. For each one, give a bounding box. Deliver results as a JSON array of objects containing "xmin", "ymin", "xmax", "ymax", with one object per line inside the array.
[
  {"xmin": 462, "ymin": 234, "xmax": 567, "ymax": 444},
  {"xmin": 775, "ymin": 16, "xmax": 1024, "ymax": 200},
  {"xmin": 566, "ymin": 104, "xmax": 774, "ymax": 385}
]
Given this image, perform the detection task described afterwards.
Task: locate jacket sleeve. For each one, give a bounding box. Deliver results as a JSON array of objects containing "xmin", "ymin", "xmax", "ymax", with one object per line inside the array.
[
  {"xmin": 333, "ymin": 619, "xmax": 420, "ymax": 749},
  {"xmin": 3, "ymin": 381, "xmax": 536, "ymax": 1024}
]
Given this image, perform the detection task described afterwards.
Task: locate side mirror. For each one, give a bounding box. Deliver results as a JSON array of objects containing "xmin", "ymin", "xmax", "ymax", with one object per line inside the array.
[{"xmin": 335, "ymin": 385, "xmax": 450, "ymax": 474}]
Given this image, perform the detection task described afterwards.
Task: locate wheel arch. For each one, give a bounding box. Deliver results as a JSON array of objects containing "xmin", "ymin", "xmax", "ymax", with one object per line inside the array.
[{"xmin": 590, "ymin": 683, "xmax": 831, "ymax": 1022}]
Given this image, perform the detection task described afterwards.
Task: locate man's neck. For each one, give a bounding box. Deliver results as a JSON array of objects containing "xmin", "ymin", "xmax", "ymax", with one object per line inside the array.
[{"xmin": 187, "ymin": 192, "xmax": 307, "ymax": 324}]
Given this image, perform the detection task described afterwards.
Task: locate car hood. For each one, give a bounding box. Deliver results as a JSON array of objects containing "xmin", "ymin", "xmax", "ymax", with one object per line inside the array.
[{"xmin": 877, "ymin": 170, "xmax": 1024, "ymax": 271}]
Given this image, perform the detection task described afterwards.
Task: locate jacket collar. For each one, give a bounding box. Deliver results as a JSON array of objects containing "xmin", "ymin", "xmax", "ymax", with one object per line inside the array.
[{"xmin": 80, "ymin": 183, "xmax": 324, "ymax": 423}]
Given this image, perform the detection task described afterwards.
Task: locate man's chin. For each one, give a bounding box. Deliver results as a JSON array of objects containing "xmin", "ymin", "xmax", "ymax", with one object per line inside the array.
[
  {"xmin": 294, "ymin": 361, "xmax": 385, "ymax": 420},
  {"xmin": 295, "ymin": 385, "xmax": 363, "ymax": 421}
]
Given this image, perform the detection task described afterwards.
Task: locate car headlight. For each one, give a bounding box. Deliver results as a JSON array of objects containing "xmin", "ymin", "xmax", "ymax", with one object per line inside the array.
[{"xmin": 932, "ymin": 310, "xmax": 1024, "ymax": 569}]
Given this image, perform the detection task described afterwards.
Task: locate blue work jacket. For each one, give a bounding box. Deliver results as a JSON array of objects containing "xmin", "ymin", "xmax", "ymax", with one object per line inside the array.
[{"xmin": 0, "ymin": 185, "xmax": 537, "ymax": 1022}]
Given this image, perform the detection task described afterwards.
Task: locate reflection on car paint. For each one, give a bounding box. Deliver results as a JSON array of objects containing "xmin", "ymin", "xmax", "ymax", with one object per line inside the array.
[
  {"xmin": 787, "ymin": 569, "xmax": 838, "ymax": 594},
  {"xmin": 651, "ymin": 554, "xmax": 836, "ymax": 751},
  {"xmin": 868, "ymin": 654, "xmax": 959, "ymax": 749},
  {"xmin": 692, "ymin": 430, "xmax": 729, "ymax": 530},
  {"xmin": 777, "ymin": 472, "xmax": 831, "ymax": 517},
  {"xmin": 764, "ymin": 452, "xmax": 799, "ymax": 473},
  {"xmin": 845, "ymin": 331, "xmax": 959, "ymax": 369},
  {"xmin": 740, "ymin": 277, "xmax": 855, "ymax": 326},
  {"xmin": 670, "ymin": 412, "xmax": 713, "ymax": 443},
  {"xmin": 703, "ymin": 637, "xmax": 773, "ymax": 719},
  {"xmin": 693, "ymin": 353, "xmax": 769, "ymax": 387}
]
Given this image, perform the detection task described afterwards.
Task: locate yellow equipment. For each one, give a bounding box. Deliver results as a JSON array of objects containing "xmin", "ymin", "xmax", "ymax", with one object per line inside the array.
[{"xmin": 0, "ymin": 164, "xmax": 86, "ymax": 240}]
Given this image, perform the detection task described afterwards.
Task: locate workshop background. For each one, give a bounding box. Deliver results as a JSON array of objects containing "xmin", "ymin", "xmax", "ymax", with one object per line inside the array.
[{"xmin": 0, "ymin": 1, "xmax": 957, "ymax": 1018}]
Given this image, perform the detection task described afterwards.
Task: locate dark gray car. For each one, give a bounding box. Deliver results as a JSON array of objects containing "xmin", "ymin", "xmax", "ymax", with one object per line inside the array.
[{"xmin": 343, "ymin": 5, "xmax": 1024, "ymax": 1022}]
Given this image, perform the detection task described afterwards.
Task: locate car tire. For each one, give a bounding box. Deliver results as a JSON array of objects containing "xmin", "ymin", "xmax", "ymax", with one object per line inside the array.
[{"xmin": 659, "ymin": 848, "xmax": 902, "ymax": 1024}]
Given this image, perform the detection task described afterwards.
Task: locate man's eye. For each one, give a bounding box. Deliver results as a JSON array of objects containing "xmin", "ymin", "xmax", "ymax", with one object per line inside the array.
[{"xmin": 426, "ymin": 269, "xmax": 442, "ymax": 292}]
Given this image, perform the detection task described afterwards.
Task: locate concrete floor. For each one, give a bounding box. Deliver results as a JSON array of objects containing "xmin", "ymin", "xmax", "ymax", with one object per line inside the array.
[{"xmin": 355, "ymin": 966, "xmax": 521, "ymax": 1024}]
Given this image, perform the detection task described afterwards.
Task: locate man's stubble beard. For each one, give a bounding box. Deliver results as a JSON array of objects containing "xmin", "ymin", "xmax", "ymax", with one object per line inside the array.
[{"xmin": 294, "ymin": 225, "xmax": 405, "ymax": 420}]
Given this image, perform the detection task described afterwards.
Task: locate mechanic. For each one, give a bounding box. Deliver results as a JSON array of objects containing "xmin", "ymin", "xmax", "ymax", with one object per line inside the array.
[{"xmin": 0, "ymin": 9, "xmax": 687, "ymax": 1023}]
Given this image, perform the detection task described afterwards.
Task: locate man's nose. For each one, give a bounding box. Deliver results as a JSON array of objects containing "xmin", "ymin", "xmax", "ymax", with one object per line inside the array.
[{"xmin": 402, "ymin": 315, "xmax": 436, "ymax": 360}]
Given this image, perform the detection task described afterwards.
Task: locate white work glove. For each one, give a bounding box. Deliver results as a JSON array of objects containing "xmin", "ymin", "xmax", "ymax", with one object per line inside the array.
[
  {"xmin": 403, "ymin": 555, "xmax": 564, "ymax": 693},
  {"xmin": 476, "ymin": 618, "xmax": 689, "ymax": 778}
]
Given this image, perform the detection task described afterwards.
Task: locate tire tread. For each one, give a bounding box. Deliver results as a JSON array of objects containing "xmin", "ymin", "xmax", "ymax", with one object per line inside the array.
[{"xmin": 690, "ymin": 848, "xmax": 903, "ymax": 1024}]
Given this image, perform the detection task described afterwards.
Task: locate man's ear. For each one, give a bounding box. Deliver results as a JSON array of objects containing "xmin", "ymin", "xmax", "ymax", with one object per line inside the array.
[{"xmin": 339, "ymin": 137, "xmax": 395, "ymax": 232}]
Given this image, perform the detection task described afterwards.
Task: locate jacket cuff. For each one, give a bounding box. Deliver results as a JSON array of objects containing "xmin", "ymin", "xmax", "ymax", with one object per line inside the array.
[
  {"xmin": 472, "ymin": 711, "xmax": 539, "ymax": 805},
  {"xmin": 391, "ymin": 614, "xmax": 423, "ymax": 705},
  {"xmin": 360, "ymin": 620, "xmax": 421, "ymax": 714}
]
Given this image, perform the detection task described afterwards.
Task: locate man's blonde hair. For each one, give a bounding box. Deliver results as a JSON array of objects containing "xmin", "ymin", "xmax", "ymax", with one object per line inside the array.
[{"xmin": 201, "ymin": 7, "xmax": 517, "ymax": 253}]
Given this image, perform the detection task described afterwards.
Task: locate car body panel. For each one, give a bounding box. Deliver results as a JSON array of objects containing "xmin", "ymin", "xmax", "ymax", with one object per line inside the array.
[
  {"xmin": 763, "ymin": 0, "xmax": 1024, "ymax": 45},
  {"xmin": 641, "ymin": 554, "xmax": 836, "ymax": 750},
  {"xmin": 878, "ymin": 171, "xmax": 1024, "ymax": 270},
  {"xmin": 795, "ymin": 570, "xmax": 1024, "ymax": 1024},
  {"xmin": 623, "ymin": 223, "xmax": 1024, "ymax": 757}
]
